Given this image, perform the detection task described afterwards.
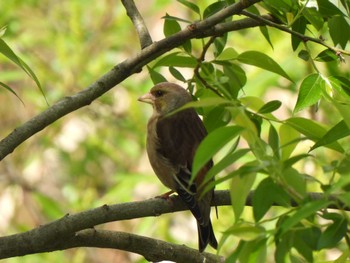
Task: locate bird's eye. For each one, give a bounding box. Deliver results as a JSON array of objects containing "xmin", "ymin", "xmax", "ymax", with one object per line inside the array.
[{"xmin": 154, "ymin": 90, "xmax": 164, "ymax": 97}]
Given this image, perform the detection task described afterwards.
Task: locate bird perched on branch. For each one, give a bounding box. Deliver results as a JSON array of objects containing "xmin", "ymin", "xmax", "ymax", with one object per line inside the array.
[{"xmin": 138, "ymin": 82, "xmax": 217, "ymax": 252}]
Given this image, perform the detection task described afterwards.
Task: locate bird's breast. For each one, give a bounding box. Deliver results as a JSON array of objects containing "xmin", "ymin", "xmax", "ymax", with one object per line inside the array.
[{"xmin": 146, "ymin": 116, "xmax": 177, "ymax": 190}]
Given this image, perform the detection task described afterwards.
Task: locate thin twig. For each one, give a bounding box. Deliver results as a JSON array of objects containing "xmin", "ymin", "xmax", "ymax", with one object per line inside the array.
[
  {"xmin": 121, "ymin": 0, "xmax": 153, "ymax": 49},
  {"xmin": 194, "ymin": 36, "xmax": 224, "ymax": 97},
  {"xmin": 241, "ymin": 10, "xmax": 350, "ymax": 57}
]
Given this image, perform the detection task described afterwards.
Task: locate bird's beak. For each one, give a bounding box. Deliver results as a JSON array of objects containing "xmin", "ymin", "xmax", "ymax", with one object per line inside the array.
[{"xmin": 138, "ymin": 92, "xmax": 154, "ymax": 104}]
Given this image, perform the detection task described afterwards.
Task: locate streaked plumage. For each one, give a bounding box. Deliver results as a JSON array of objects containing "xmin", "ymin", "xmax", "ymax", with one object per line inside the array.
[{"xmin": 138, "ymin": 82, "xmax": 217, "ymax": 252}]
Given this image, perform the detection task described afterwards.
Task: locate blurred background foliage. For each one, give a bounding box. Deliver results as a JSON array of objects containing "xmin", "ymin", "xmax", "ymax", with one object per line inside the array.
[{"xmin": 0, "ymin": 0, "xmax": 349, "ymax": 262}]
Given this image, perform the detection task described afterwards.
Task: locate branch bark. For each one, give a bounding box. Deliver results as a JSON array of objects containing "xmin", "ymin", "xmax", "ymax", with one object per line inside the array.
[
  {"xmin": 0, "ymin": 0, "xmax": 262, "ymax": 161},
  {"xmin": 0, "ymin": 190, "xmax": 347, "ymax": 260},
  {"xmin": 121, "ymin": 0, "xmax": 153, "ymax": 49}
]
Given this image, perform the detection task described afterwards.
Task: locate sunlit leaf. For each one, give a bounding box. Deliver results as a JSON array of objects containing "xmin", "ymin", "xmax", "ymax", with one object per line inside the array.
[
  {"xmin": 231, "ymin": 172, "xmax": 256, "ymax": 222},
  {"xmin": 294, "ymin": 73, "xmax": 323, "ymax": 113},
  {"xmin": 237, "ymin": 51, "xmax": 293, "ymax": 82},
  {"xmin": 310, "ymin": 120, "xmax": 350, "ymax": 152},
  {"xmin": 279, "ymin": 124, "xmax": 300, "ymax": 160},
  {"xmin": 215, "ymin": 47, "xmax": 238, "ymax": 61},
  {"xmin": 285, "ymin": 117, "xmax": 344, "ymax": 152}
]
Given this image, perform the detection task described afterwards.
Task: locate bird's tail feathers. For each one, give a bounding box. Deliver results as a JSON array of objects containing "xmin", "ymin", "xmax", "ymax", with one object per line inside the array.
[{"xmin": 198, "ymin": 220, "xmax": 218, "ymax": 252}]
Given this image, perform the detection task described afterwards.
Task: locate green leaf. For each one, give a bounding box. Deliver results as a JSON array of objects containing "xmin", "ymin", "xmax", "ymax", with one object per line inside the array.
[
  {"xmin": 317, "ymin": 215, "xmax": 348, "ymax": 249},
  {"xmin": 176, "ymin": 0, "xmax": 200, "ymax": 14},
  {"xmin": 285, "ymin": 117, "xmax": 344, "ymax": 152},
  {"xmin": 282, "ymin": 167, "xmax": 307, "ymax": 200},
  {"xmin": 259, "ymin": 26, "xmax": 273, "ymax": 49},
  {"xmin": 0, "ymin": 81, "xmax": 24, "ymax": 105},
  {"xmin": 238, "ymin": 238, "xmax": 267, "ymax": 263},
  {"xmin": 223, "ymin": 62, "xmax": 247, "ymax": 97},
  {"xmin": 253, "ymin": 178, "xmax": 290, "ymax": 222},
  {"xmin": 237, "ymin": 51, "xmax": 293, "ymax": 82},
  {"xmin": 310, "ymin": 120, "xmax": 350, "ymax": 152},
  {"xmin": 153, "ymin": 52, "xmax": 197, "ymax": 68},
  {"xmin": 279, "ymin": 124, "xmax": 300, "ymax": 160},
  {"xmin": 328, "ymin": 15, "xmax": 350, "ymax": 49},
  {"xmin": 315, "ymin": 49, "xmax": 338, "ymax": 62},
  {"xmin": 294, "ymin": 73, "xmax": 323, "ymax": 113},
  {"xmin": 203, "ymin": 148, "xmax": 250, "ymax": 186},
  {"xmin": 258, "ymin": 100, "xmax": 282, "ymax": 114},
  {"xmin": 298, "ymin": 50, "xmax": 310, "ymax": 61},
  {"xmin": 203, "ymin": 106, "xmax": 231, "ymax": 132},
  {"xmin": 282, "ymin": 154, "xmax": 311, "ymax": 169},
  {"xmin": 203, "ymin": 1, "xmax": 227, "ymax": 18},
  {"xmin": 214, "ymin": 33, "xmax": 227, "ymax": 57},
  {"xmin": 163, "ymin": 14, "xmax": 182, "ymax": 37},
  {"xmin": 0, "ymin": 38, "xmax": 46, "ymax": 103},
  {"xmin": 230, "ymin": 172, "xmax": 256, "ymax": 222},
  {"xmin": 302, "ymin": 7, "xmax": 324, "ymax": 31},
  {"xmin": 225, "ymin": 223, "xmax": 265, "ymax": 241},
  {"xmin": 279, "ymin": 199, "xmax": 331, "ymax": 235},
  {"xmin": 269, "ymin": 124, "xmax": 280, "ymax": 159},
  {"xmin": 317, "ymin": 0, "xmax": 345, "ymax": 17},
  {"xmin": 169, "ymin": 67, "xmax": 186, "ymax": 82},
  {"xmin": 215, "ymin": 47, "xmax": 238, "ymax": 61},
  {"xmin": 192, "ymin": 125, "xmax": 243, "ymax": 180},
  {"xmin": 147, "ymin": 66, "xmax": 167, "ymax": 84},
  {"xmin": 291, "ymin": 17, "xmax": 307, "ymax": 51}
]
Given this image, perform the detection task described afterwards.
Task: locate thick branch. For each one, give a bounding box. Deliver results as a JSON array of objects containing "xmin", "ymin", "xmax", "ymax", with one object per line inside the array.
[
  {"xmin": 53, "ymin": 229, "xmax": 224, "ymax": 263},
  {"xmin": 121, "ymin": 0, "xmax": 153, "ymax": 49},
  {"xmin": 0, "ymin": 190, "xmax": 347, "ymax": 260},
  {"xmin": 0, "ymin": 0, "xmax": 262, "ymax": 161}
]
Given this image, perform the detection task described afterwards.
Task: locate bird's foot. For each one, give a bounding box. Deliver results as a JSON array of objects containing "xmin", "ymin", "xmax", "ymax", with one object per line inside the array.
[{"xmin": 156, "ymin": 190, "xmax": 174, "ymax": 200}]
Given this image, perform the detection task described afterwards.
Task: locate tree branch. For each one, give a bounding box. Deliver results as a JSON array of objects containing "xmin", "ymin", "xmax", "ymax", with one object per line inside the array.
[
  {"xmin": 121, "ymin": 0, "xmax": 153, "ymax": 49},
  {"xmin": 0, "ymin": 0, "xmax": 262, "ymax": 161},
  {"xmin": 0, "ymin": 190, "xmax": 347, "ymax": 260},
  {"xmin": 241, "ymin": 10, "xmax": 350, "ymax": 57},
  {"xmin": 47, "ymin": 229, "xmax": 224, "ymax": 263}
]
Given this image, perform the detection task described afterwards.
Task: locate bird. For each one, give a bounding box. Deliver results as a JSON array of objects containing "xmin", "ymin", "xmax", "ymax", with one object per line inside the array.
[{"xmin": 138, "ymin": 82, "xmax": 218, "ymax": 252}]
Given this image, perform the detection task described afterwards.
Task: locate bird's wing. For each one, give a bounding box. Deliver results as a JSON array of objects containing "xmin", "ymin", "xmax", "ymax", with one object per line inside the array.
[{"xmin": 156, "ymin": 109, "xmax": 213, "ymax": 224}]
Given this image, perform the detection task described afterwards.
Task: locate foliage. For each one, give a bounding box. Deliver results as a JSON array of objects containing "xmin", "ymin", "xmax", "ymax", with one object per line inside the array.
[
  {"xmin": 0, "ymin": 0, "xmax": 350, "ymax": 262},
  {"xmin": 150, "ymin": 0, "xmax": 350, "ymax": 262}
]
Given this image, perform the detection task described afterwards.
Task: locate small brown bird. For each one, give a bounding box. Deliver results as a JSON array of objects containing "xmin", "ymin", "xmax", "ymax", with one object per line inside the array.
[{"xmin": 138, "ymin": 82, "xmax": 217, "ymax": 252}]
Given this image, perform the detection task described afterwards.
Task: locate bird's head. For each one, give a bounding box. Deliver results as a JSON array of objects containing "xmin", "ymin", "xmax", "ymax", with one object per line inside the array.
[{"xmin": 138, "ymin": 82, "xmax": 192, "ymax": 115}]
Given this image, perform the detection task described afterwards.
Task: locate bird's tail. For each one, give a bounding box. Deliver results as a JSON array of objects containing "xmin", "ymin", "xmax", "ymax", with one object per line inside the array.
[{"xmin": 198, "ymin": 220, "xmax": 218, "ymax": 252}]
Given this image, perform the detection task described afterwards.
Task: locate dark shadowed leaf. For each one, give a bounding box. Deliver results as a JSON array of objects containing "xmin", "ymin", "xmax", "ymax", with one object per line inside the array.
[
  {"xmin": 315, "ymin": 49, "xmax": 338, "ymax": 62},
  {"xmin": 258, "ymin": 100, "xmax": 282, "ymax": 114},
  {"xmin": 176, "ymin": 0, "xmax": 200, "ymax": 14},
  {"xmin": 192, "ymin": 125, "xmax": 243, "ymax": 180}
]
